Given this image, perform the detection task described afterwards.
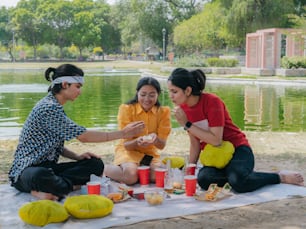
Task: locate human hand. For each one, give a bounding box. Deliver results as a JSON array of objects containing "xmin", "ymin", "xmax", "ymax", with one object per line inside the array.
[
  {"xmin": 172, "ymin": 106, "xmax": 188, "ymax": 127},
  {"xmin": 122, "ymin": 121, "xmax": 145, "ymax": 139},
  {"xmin": 77, "ymin": 152, "xmax": 101, "ymax": 160},
  {"xmin": 137, "ymin": 133, "xmax": 157, "ymax": 146}
]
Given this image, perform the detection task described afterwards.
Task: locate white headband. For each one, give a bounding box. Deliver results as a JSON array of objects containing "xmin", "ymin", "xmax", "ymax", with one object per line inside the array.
[{"xmin": 51, "ymin": 76, "xmax": 84, "ymax": 87}]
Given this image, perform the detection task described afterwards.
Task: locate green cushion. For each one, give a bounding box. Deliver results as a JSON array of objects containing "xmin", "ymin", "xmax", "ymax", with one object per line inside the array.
[
  {"xmin": 162, "ymin": 156, "xmax": 185, "ymax": 169},
  {"xmin": 200, "ymin": 141, "xmax": 235, "ymax": 169},
  {"xmin": 64, "ymin": 195, "xmax": 114, "ymax": 219},
  {"xmin": 19, "ymin": 200, "xmax": 69, "ymax": 226}
]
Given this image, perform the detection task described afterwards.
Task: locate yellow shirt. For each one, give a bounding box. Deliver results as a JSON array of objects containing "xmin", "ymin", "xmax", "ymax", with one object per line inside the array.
[{"xmin": 114, "ymin": 103, "xmax": 171, "ymax": 165}]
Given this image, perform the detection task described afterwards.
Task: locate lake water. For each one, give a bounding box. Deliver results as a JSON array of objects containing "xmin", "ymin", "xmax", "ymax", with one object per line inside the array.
[{"xmin": 1, "ymin": 70, "xmax": 306, "ymax": 139}]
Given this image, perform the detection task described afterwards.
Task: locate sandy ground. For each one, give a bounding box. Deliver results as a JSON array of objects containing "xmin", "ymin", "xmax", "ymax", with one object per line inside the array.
[{"xmin": 1, "ymin": 130, "xmax": 306, "ymax": 228}]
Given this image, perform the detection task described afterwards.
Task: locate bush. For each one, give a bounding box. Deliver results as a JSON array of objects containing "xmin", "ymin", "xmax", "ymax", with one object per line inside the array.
[
  {"xmin": 207, "ymin": 58, "xmax": 238, "ymax": 67},
  {"xmin": 281, "ymin": 56, "xmax": 306, "ymax": 69},
  {"xmin": 175, "ymin": 56, "xmax": 207, "ymax": 67}
]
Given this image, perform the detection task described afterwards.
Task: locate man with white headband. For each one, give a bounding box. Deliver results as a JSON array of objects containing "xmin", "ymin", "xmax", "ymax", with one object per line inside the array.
[
  {"xmin": 9, "ymin": 63, "xmax": 145, "ymax": 201},
  {"xmin": 51, "ymin": 76, "xmax": 85, "ymax": 87}
]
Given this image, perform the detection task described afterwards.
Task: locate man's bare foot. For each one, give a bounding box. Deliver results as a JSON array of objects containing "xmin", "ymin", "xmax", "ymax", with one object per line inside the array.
[
  {"xmin": 279, "ymin": 170, "xmax": 304, "ymax": 186},
  {"xmin": 31, "ymin": 191, "xmax": 59, "ymax": 201}
]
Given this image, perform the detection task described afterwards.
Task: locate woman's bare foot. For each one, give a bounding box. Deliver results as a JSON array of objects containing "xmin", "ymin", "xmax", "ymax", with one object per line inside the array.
[
  {"xmin": 279, "ymin": 170, "xmax": 304, "ymax": 186},
  {"xmin": 31, "ymin": 191, "xmax": 59, "ymax": 201}
]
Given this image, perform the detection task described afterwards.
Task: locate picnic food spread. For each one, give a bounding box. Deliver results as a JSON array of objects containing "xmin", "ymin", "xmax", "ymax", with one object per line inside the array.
[{"xmin": 18, "ymin": 161, "xmax": 234, "ymax": 227}]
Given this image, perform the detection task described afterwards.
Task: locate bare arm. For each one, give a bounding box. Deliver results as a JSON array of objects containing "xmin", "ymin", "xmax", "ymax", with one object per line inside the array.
[
  {"xmin": 173, "ymin": 106, "xmax": 223, "ymax": 146},
  {"xmin": 187, "ymin": 125, "xmax": 223, "ymax": 146},
  {"xmin": 77, "ymin": 121, "xmax": 145, "ymax": 143},
  {"xmin": 124, "ymin": 133, "xmax": 166, "ymax": 151},
  {"xmin": 189, "ymin": 134, "xmax": 201, "ymax": 164},
  {"xmin": 61, "ymin": 147, "xmax": 80, "ymax": 160},
  {"xmin": 61, "ymin": 147, "xmax": 101, "ymax": 161},
  {"xmin": 151, "ymin": 134, "xmax": 166, "ymax": 149}
]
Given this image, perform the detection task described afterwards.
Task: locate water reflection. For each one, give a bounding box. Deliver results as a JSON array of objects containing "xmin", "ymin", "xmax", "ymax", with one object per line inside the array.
[
  {"xmin": 208, "ymin": 80, "xmax": 306, "ymax": 132},
  {"xmin": 1, "ymin": 72, "xmax": 306, "ymax": 139},
  {"xmin": 0, "ymin": 84, "xmax": 47, "ymax": 93}
]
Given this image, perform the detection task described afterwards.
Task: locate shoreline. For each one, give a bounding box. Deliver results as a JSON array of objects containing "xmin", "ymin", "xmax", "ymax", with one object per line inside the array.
[{"xmin": 2, "ymin": 130, "xmax": 306, "ymax": 180}]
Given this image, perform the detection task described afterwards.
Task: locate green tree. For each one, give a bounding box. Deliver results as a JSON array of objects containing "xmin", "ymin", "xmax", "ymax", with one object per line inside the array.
[
  {"xmin": 111, "ymin": 0, "xmax": 140, "ymax": 53},
  {"xmin": 70, "ymin": 11, "xmax": 101, "ymax": 60},
  {"xmin": 39, "ymin": 0, "xmax": 75, "ymax": 59},
  {"xmin": 93, "ymin": 0, "xmax": 121, "ymax": 54},
  {"xmin": 0, "ymin": 7, "xmax": 11, "ymax": 46},
  {"xmin": 225, "ymin": 0, "xmax": 296, "ymax": 48},
  {"xmin": 293, "ymin": 0, "xmax": 306, "ymax": 16},
  {"xmin": 13, "ymin": 0, "xmax": 46, "ymax": 60},
  {"xmin": 0, "ymin": 7, "xmax": 14, "ymax": 60},
  {"xmin": 165, "ymin": 0, "xmax": 204, "ymax": 21},
  {"xmin": 131, "ymin": 0, "xmax": 172, "ymax": 47},
  {"xmin": 111, "ymin": 0, "xmax": 205, "ymax": 55},
  {"xmin": 69, "ymin": 0, "xmax": 102, "ymax": 60},
  {"xmin": 173, "ymin": 2, "xmax": 226, "ymax": 54},
  {"xmin": 288, "ymin": 5, "xmax": 306, "ymax": 30}
]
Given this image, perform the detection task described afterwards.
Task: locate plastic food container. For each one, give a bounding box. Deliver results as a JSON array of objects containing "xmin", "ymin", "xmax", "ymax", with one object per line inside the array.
[{"xmin": 144, "ymin": 189, "xmax": 165, "ymax": 205}]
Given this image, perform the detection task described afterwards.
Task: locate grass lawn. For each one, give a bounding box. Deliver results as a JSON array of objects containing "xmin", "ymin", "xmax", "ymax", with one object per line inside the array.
[{"xmin": 0, "ymin": 60, "xmax": 169, "ymax": 75}]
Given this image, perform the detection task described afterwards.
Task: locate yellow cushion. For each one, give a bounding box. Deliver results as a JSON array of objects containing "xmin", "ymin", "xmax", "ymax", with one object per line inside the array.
[
  {"xmin": 19, "ymin": 200, "xmax": 69, "ymax": 227},
  {"xmin": 162, "ymin": 156, "xmax": 185, "ymax": 169},
  {"xmin": 200, "ymin": 141, "xmax": 235, "ymax": 169},
  {"xmin": 64, "ymin": 195, "xmax": 114, "ymax": 219}
]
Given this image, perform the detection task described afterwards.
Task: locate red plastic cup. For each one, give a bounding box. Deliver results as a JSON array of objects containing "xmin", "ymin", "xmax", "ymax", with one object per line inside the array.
[
  {"xmin": 138, "ymin": 166, "xmax": 150, "ymax": 186},
  {"xmin": 86, "ymin": 181, "xmax": 101, "ymax": 195},
  {"xmin": 184, "ymin": 175, "xmax": 197, "ymax": 196},
  {"xmin": 155, "ymin": 168, "xmax": 167, "ymax": 188},
  {"xmin": 185, "ymin": 163, "xmax": 197, "ymax": 175}
]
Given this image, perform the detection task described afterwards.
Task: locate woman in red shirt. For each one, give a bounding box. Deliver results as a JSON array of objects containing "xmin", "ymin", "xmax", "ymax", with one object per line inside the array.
[{"xmin": 167, "ymin": 68, "xmax": 304, "ymax": 193}]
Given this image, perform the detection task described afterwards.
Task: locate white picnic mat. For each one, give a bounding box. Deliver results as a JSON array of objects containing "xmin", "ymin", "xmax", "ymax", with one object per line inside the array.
[{"xmin": 1, "ymin": 183, "xmax": 306, "ymax": 229}]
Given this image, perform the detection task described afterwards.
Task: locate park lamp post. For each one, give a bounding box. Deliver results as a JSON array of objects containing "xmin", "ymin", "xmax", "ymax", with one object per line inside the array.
[{"xmin": 162, "ymin": 28, "xmax": 166, "ymax": 61}]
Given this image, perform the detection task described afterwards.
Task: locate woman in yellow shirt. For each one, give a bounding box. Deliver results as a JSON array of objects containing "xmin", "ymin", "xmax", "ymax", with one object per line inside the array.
[{"xmin": 104, "ymin": 77, "xmax": 171, "ymax": 185}]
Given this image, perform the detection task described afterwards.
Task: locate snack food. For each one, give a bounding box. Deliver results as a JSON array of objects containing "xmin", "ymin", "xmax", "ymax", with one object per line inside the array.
[
  {"xmin": 106, "ymin": 192, "xmax": 123, "ymax": 202},
  {"xmin": 195, "ymin": 183, "xmax": 232, "ymax": 201},
  {"xmin": 144, "ymin": 190, "xmax": 165, "ymax": 205},
  {"xmin": 142, "ymin": 134, "xmax": 153, "ymax": 141},
  {"xmin": 172, "ymin": 181, "xmax": 182, "ymax": 189},
  {"xmin": 118, "ymin": 185, "xmax": 133, "ymax": 196}
]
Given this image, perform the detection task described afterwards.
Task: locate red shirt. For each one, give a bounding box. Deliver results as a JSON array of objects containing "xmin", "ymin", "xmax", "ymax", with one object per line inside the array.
[{"xmin": 181, "ymin": 93, "xmax": 250, "ymax": 149}]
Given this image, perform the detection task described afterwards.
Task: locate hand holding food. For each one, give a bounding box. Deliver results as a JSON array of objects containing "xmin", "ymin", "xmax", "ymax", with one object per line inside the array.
[
  {"xmin": 143, "ymin": 133, "xmax": 156, "ymax": 143},
  {"xmin": 142, "ymin": 134, "xmax": 153, "ymax": 141},
  {"xmin": 172, "ymin": 106, "xmax": 188, "ymax": 127},
  {"xmin": 137, "ymin": 133, "xmax": 157, "ymax": 146}
]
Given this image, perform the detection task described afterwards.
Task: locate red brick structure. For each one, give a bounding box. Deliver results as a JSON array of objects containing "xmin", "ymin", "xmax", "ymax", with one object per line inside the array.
[{"xmin": 245, "ymin": 28, "xmax": 305, "ymax": 69}]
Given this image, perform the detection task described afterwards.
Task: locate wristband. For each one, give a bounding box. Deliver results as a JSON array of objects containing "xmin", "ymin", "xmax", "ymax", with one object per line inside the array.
[{"xmin": 184, "ymin": 121, "xmax": 192, "ymax": 130}]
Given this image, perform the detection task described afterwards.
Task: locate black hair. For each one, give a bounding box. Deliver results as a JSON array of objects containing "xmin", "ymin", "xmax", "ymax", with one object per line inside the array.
[
  {"xmin": 126, "ymin": 77, "xmax": 161, "ymax": 106},
  {"xmin": 168, "ymin": 68, "xmax": 206, "ymax": 96},
  {"xmin": 45, "ymin": 64, "xmax": 84, "ymax": 94}
]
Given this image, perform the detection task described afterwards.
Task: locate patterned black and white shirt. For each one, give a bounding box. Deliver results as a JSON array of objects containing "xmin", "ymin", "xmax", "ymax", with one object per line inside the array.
[{"xmin": 8, "ymin": 92, "xmax": 86, "ymax": 183}]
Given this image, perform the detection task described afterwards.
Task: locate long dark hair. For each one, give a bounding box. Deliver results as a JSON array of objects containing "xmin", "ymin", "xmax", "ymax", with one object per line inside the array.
[
  {"xmin": 168, "ymin": 68, "xmax": 206, "ymax": 95},
  {"xmin": 126, "ymin": 77, "xmax": 161, "ymax": 106},
  {"xmin": 45, "ymin": 64, "xmax": 84, "ymax": 94}
]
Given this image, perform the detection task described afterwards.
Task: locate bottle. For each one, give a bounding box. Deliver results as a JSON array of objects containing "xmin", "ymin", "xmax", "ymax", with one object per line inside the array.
[{"xmin": 164, "ymin": 159, "xmax": 173, "ymax": 194}]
